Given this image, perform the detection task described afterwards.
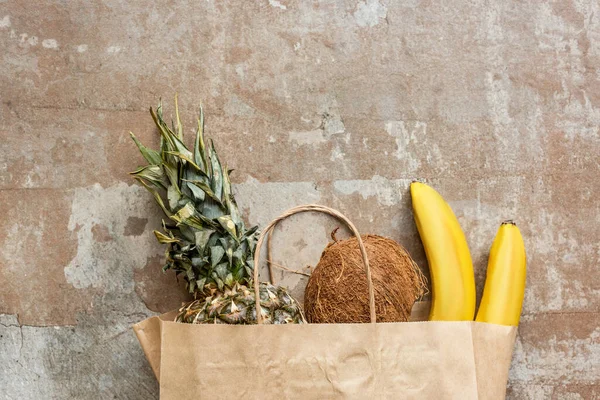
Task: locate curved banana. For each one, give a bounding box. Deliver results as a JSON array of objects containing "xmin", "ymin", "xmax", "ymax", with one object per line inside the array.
[
  {"xmin": 476, "ymin": 221, "xmax": 526, "ymax": 326},
  {"xmin": 410, "ymin": 182, "xmax": 476, "ymax": 321}
]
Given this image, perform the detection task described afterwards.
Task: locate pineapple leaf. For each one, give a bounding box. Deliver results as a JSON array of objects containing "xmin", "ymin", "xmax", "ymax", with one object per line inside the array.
[
  {"xmin": 194, "ymin": 105, "xmax": 208, "ymax": 171},
  {"xmin": 132, "ymin": 99, "xmax": 263, "ymax": 294},
  {"xmin": 134, "ymin": 177, "xmax": 172, "ymax": 217},
  {"xmin": 215, "ymin": 262, "xmax": 228, "ymax": 280},
  {"xmin": 209, "ymin": 142, "xmax": 223, "ymax": 201},
  {"xmin": 188, "ymin": 279, "xmax": 196, "ymax": 293},
  {"xmin": 225, "ymin": 246, "xmax": 233, "ymax": 266},
  {"xmin": 130, "ymin": 165, "xmax": 166, "ymax": 189},
  {"xmin": 153, "ymin": 230, "xmax": 181, "ymax": 244},
  {"xmin": 186, "ymin": 182, "xmax": 206, "ymax": 202},
  {"xmin": 129, "ymin": 132, "xmax": 162, "ymax": 165},
  {"xmin": 162, "ymin": 162, "xmax": 180, "ymax": 194},
  {"xmin": 194, "ymin": 229, "xmax": 215, "ymax": 250},
  {"xmin": 224, "ymin": 273, "xmax": 234, "ymax": 287},
  {"xmin": 167, "ymin": 133, "xmax": 194, "ymax": 164},
  {"xmin": 171, "ymin": 203, "xmax": 204, "ymax": 230},
  {"xmin": 182, "ymin": 179, "xmax": 223, "ymax": 205},
  {"xmin": 164, "ymin": 151, "xmax": 207, "ymax": 176},
  {"xmin": 178, "ymin": 224, "xmax": 196, "ymax": 242},
  {"xmin": 210, "ymin": 246, "xmax": 225, "ymax": 267},
  {"xmin": 152, "ymin": 104, "xmax": 194, "ymax": 173},
  {"xmin": 191, "ymin": 257, "xmax": 207, "ymax": 268},
  {"xmin": 195, "ymin": 212, "xmax": 219, "ymax": 229},
  {"xmin": 174, "ymin": 94, "xmax": 183, "ymax": 140},
  {"xmin": 167, "ymin": 185, "xmax": 181, "ymax": 210},
  {"xmin": 232, "ymin": 246, "xmax": 244, "ymax": 263},
  {"xmin": 202, "ymin": 198, "xmax": 225, "ymax": 220},
  {"xmin": 150, "ymin": 107, "xmax": 175, "ymax": 151},
  {"xmin": 215, "ymin": 276, "xmax": 224, "ymax": 291},
  {"xmin": 217, "ymin": 215, "xmax": 237, "ymax": 239},
  {"xmin": 241, "ymin": 225, "xmax": 259, "ymax": 240},
  {"xmin": 222, "ymin": 168, "xmax": 242, "ymax": 227}
]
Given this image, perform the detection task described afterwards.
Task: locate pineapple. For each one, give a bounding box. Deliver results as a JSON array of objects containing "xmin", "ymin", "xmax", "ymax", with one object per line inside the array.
[{"xmin": 130, "ymin": 98, "xmax": 304, "ymax": 324}]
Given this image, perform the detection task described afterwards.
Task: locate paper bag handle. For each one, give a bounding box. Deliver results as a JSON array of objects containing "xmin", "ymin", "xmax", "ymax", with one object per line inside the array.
[{"xmin": 253, "ymin": 204, "xmax": 376, "ymax": 324}]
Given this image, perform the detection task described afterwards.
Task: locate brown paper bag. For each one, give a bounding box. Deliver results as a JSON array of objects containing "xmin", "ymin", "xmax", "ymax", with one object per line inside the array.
[{"xmin": 133, "ymin": 205, "xmax": 517, "ymax": 399}]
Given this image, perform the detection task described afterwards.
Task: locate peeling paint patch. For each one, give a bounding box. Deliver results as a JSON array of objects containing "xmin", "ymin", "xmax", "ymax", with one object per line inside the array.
[
  {"xmin": 77, "ymin": 44, "xmax": 88, "ymax": 53},
  {"xmin": 42, "ymin": 39, "xmax": 58, "ymax": 49},
  {"xmin": 330, "ymin": 145, "xmax": 345, "ymax": 161},
  {"xmin": 235, "ymin": 64, "xmax": 246, "ymax": 79},
  {"xmin": 354, "ymin": 0, "xmax": 387, "ymax": 28},
  {"xmin": 106, "ymin": 46, "xmax": 121, "ymax": 53},
  {"xmin": 19, "ymin": 34, "xmax": 38, "ymax": 46},
  {"xmin": 63, "ymin": 183, "xmax": 160, "ymax": 291},
  {"xmin": 289, "ymin": 106, "xmax": 345, "ymax": 146},
  {"xmin": 334, "ymin": 176, "xmax": 410, "ymax": 206},
  {"xmin": 268, "ymin": 0, "xmax": 287, "ymax": 10},
  {"xmin": 288, "ymin": 129, "xmax": 325, "ymax": 145},
  {"xmin": 385, "ymin": 120, "xmax": 425, "ymax": 170},
  {"xmin": 0, "ymin": 15, "xmax": 10, "ymax": 28},
  {"xmin": 234, "ymin": 176, "xmax": 321, "ymax": 226},
  {"xmin": 510, "ymin": 315, "xmax": 600, "ymax": 384},
  {"xmin": 224, "ymin": 95, "xmax": 255, "ymax": 117},
  {"xmin": 322, "ymin": 112, "xmax": 345, "ymax": 135}
]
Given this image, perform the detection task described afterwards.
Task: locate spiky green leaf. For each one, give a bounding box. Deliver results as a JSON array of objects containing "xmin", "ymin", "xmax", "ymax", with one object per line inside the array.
[
  {"xmin": 130, "ymin": 165, "xmax": 166, "ymax": 189},
  {"xmin": 164, "ymin": 151, "xmax": 207, "ymax": 175},
  {"xmin": 217, "ymin": 215, "xmax": 237, "ymax": 239},
  {"xmin": 222, "ymin": 168, "xmax": 242, "ymax": 227},
  {"xmin": 224, "ymin": 273, "xmax": 234, "ymax": 287},
  {"xmin": 210, "ymin": 246, "xmax": 225, "ymax": 267},
  {"xmin": 167, "ymin": 185, "xmax": 181, "ymax": 210},
  {"xmin": 134, "ymin": 177, "xmax": 171, "ymax": 217},
  {"xmin": 130, "ymin": 133, "xmax": 162, "ymax": 165},
  {"xmin": 174, "ymin": 95, "xmax": 183, "ymax": 140},
  {"xmin": 182, "ymin": 180, "xmax": 223, "ymax": 205},
  {"xmin": 209, "ymin": 143, "xmax": 223, "ymax": 201},
  {"xmin": 153, "ymin": 230, "xmax": 180, "ymax": 244},
  {"xmin": 171, "ymin": 203, "xmax": 204, "ymax": 230},
  {"xmin": 186, "ymin": 182, "xmax": 206, "ymax": 202},
  {"xmin": 194, "ymin": 229, "xmax": 215, "ymax": 250},
  {"xmin": 215, "ymin": 262, "xmax": 228, "ymax": 280},
  {"xmin": 194, "ymin": 105, "xmax": 208, "ymax": 170},
  {"xmin": 150, "ymin": 107, "xmax": 175, "ymax": 151},
  {"xmin": 162, "ymin": 162, "xmax": 180, "ymax": 195}
]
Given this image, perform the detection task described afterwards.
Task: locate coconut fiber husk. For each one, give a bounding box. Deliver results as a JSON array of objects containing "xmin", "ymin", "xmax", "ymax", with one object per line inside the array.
[{"xmin": 304, "ymin": 234, "xmax": 427, "ymax": 323}]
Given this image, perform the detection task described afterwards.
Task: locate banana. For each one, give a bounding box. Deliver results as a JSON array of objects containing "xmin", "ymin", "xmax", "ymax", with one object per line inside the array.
[
  {"xmin": 476, "ymin": 221, "xmax": 526, "ymax": 326},
  {"xmin": 410, "ymin": 182, "xmax": 476, "ymax": 321}
]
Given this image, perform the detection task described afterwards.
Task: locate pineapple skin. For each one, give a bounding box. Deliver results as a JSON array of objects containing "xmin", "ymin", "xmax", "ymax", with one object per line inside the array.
[{"xmin": 176, "ymin": 282, "xmax": 304, "ymax": 324}]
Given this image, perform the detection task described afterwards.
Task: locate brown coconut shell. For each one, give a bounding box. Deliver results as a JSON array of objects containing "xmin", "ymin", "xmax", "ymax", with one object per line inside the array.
[{"xmin": 304, "ymin": 234, "xmax": 427, "ymax": 323}]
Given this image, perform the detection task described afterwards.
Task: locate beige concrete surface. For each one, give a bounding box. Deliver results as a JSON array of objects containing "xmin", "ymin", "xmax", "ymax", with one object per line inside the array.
[{"xmin": 1, "ymin": 1, "xmax": 598, "ymax": 398}]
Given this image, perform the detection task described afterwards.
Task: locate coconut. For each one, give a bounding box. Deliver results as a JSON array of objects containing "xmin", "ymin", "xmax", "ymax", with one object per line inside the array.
[{"xmin": 304, "ymin": 234, "xmax": 426, "ymax": 323}]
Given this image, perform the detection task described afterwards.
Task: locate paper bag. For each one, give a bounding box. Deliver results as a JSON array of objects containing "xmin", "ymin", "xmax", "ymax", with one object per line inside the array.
[{"xmin": 133, "ymin": 205, "xmax": 518, "ymax": 399}]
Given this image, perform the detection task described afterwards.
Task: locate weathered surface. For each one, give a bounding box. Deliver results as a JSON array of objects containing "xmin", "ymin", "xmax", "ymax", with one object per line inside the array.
[{"xmin": 1, "ymin": 0, "xmax": 598, "ymax": 398}]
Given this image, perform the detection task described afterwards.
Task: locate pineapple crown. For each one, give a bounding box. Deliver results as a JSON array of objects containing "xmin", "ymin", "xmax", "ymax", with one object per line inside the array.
[{"xmin": 130, "ymin": 98, "xmax": 259, "ymax": 294}]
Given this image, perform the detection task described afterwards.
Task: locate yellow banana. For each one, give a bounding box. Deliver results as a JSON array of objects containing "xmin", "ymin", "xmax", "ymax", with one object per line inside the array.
[
  {"xmin": 476, "ymin": 221, "xmax": 526, "ymax": 326},
  {"xmin": 410, "ymin": 182, "xmax": 476, "ymax": 321}
]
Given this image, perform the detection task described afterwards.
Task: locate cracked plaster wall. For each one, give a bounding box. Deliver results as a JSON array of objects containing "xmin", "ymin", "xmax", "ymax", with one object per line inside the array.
[{"xmin": 1, "ymin": 1, "xmax": 599, "ymax": 399}]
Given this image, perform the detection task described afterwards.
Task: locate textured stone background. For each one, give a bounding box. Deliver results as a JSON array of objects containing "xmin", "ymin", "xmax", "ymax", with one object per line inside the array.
[{"xmin": 1, "ymin": 0, "xmax": 599, "ymax": 399}]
